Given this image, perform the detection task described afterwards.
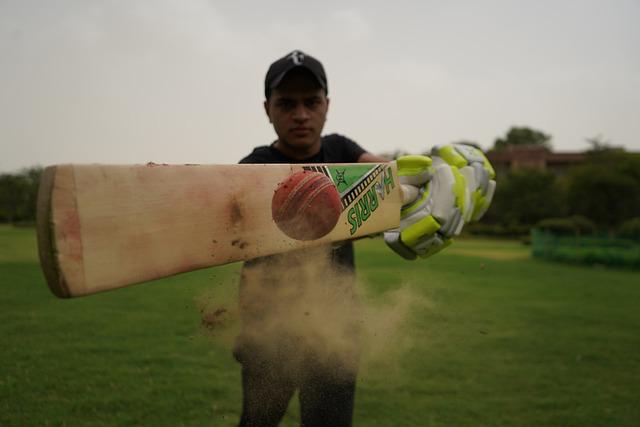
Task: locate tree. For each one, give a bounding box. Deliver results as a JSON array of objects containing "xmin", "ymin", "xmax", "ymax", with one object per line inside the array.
[
  {"xmin": 567, "ymin": 151, "xmax": 640, "ymax": 229},
  {"xmin": 21, "ymin": 167, "xmax": 42, "ymax": 221},
  {"xmin": 585, "ymin": 134, "xmax": 623, "ymax": 153},
  {"xmin": 0, "ymin": 166, "xmax": 42, "ymax": 223},
  {"xmin": 0, "ymin": 174, "xmax": 27, "ymax": 223},
  {"xmin": 487, "ymin": 169, "xmax": 566, "ymax": 227},
  {"xmin": 493, "ymin": 126, "xmax": 552, "ymax": 151}
]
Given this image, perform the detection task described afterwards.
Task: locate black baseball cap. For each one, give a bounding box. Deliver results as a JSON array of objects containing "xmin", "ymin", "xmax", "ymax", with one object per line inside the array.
[{"xmin": 264, "ymin": 50, "xmax": 328, "ymax": 99}]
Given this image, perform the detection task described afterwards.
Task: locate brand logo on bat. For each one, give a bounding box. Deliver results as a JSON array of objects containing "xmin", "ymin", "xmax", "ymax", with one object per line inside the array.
[
  {"xmin": 345, "ymin": 166, "xmax": 395, "ymax": 235},
  {"xmin": 302, "ymin": 164, "xmax": 396, "ymax": 236}
]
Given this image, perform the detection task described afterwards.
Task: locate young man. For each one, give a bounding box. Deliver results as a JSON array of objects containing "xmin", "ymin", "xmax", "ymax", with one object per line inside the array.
[
  {"xmin": 236, "ymin": 50, "xmax": 383, "ymax": 427},
  {"xmin": 235, "ymin": 50, "xmax": 496, "ymax": 426}
]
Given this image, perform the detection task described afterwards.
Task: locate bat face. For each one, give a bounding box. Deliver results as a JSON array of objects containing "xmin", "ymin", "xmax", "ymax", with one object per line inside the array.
[{"xmin": 37, "ymin": 162, "xmax": 403, "ymax": 298}]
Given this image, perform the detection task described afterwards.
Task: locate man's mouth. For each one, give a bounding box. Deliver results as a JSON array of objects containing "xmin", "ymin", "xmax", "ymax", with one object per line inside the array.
[{"xmin": 291, "ymin": 127, "xmax": 312, "ymax": 136}]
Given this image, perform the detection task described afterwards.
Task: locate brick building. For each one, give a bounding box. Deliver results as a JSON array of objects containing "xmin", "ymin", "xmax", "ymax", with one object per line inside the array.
[{"xmin": 486, "ymin": 145, "xmax": 586, "ymax": 176}]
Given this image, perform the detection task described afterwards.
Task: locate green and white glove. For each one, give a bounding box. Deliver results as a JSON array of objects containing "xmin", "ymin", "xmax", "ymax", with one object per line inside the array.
[{"xmin": 384, "ymin": 143, "xmax": 496, "ymax": 260}]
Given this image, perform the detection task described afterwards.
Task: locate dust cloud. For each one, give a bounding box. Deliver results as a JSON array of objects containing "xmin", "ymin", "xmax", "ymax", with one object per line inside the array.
[{"xmin": 197, "ymin": 245, "xmax": 431, "ymax": 377}]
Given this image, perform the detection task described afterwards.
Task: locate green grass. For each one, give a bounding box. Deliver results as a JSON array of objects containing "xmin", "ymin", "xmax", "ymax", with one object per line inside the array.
[{"xmin": 1, "ymin": 225, "xmax": 639, "ymax": 426}]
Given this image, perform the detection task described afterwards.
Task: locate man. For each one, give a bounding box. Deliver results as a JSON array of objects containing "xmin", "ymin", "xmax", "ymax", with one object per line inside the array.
[{"xmin": 235, "ymin": 50, "xmax": 495, "ymax": 427}]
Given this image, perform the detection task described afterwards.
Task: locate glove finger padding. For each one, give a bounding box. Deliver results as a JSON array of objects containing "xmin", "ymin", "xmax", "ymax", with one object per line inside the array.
[
  {"xmin": 397, "ymin": 154, "xmax": 432, "ymax": 188},
  {"xmin": 385, "ymin": 154, "xmax": 462, "ymax": 260},
  {"xmin": 432, "ymin": 143, "xmax": 496, "ymax": 222},
  {"xmin": 384, "ymin": 155, "xmax": 432, "ymax": 260}
]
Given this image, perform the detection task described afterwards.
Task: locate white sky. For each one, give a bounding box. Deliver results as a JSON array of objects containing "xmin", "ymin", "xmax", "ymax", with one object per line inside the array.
[{"xmin": 1, "ymin": 0, "xmax": 639, "ymax": 171}]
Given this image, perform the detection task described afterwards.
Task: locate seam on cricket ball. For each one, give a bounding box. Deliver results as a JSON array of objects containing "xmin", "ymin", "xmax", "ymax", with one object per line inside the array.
[
  {"xmin": 275, "ymin": 172, "xmax": 324, "ymax": 219},
  {"xmin": 298, "ymin": 179, "xmax": 337, "ymax": 216}
]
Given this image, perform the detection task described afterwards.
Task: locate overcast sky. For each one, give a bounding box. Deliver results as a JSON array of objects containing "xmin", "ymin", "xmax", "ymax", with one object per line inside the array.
[{"xmin": 1, "ymin": 0, "xmax": 638, "ymax": 171}]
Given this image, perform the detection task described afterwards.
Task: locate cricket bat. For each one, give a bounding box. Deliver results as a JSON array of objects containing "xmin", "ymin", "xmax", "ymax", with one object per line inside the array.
[{"xmin": 37, "ymin": 162, "xmax": 410, "ymax": 298}]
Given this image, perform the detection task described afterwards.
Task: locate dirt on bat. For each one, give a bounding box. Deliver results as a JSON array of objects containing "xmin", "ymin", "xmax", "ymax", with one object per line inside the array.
[
  {"xmin": 229, "ymin": 196, "xmax": 244, "ymax": 226},
  {"xmin": 197, "ymin": 245, "xmax": 431, "ymax": 379}
]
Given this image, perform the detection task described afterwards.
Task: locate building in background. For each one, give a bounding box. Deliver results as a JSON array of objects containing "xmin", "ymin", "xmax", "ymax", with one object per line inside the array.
[{"xmin": 486, "ymin": 145, "xmax": 586, "ymax": 176}]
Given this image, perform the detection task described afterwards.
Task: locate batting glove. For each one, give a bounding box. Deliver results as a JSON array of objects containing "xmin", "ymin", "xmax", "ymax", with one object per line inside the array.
[{"xmin": 384, "ymin": 144, "xmax": 496, "ymax": 260}]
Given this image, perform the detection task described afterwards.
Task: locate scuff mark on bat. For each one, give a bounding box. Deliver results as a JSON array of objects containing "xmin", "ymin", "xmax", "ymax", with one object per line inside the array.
[
  {"xmin": 231, "ymin": 239, "xmax": 248, "ymax": 249},
  {"xmin": 229, "ymin": 196, "xmax": 244, "ymax": 226}
]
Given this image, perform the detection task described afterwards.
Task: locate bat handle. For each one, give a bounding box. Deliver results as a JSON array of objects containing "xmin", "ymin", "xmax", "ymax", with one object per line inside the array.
[{"xmin": 399, "ymin": 184, "xmax": 418, "ymax": 205}]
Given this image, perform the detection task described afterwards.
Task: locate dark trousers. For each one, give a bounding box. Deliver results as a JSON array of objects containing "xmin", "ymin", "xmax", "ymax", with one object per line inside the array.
[
  {"xmin": 237, "ymin": 351, "xmax": 357, "ymax": 427},
  {"xmin": 236, "ymin": 249, "xmax": 360, "ymax": 426}
]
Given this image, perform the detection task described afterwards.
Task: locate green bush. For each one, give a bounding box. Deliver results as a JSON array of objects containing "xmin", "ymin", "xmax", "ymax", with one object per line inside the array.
[
  {"xmin": 536, "ymin": 215, "xmax": 596, "ymax": 235},
  {"xmin": 619, "ymin": 217, "xmax": 640, "ymax": 241},
  {"xmin": 531, "ymin": 229, "xmax": 640, "ymax": 269}
]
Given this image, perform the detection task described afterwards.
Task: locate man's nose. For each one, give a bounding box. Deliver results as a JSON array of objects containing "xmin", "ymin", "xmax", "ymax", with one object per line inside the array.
[{"xmin": 292, "ymin": 104, "xmax": 310, "ymax": 121}]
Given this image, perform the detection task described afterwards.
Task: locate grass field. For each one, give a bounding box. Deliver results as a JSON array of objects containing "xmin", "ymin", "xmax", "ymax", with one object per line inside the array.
[{"xmin": 1, "ymin": 225, "xmax": 639, "ymax": 426}]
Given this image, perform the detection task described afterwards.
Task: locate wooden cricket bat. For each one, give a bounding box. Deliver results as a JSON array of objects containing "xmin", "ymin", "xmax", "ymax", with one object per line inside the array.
[{"xmin": 37, "ymin": 162, "xmax": 408, "ymax": 298}]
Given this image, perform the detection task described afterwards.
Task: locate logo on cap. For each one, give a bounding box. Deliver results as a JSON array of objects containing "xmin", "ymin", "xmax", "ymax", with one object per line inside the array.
[{"xmin": 289, "ymin": 51, "xmax": 305, "ymax": 65}]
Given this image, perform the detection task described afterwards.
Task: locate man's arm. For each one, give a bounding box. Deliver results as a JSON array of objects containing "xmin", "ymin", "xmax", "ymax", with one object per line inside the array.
[{"xmin": 358, "ymin": 152, "xmax": 389, "ymax": 163}]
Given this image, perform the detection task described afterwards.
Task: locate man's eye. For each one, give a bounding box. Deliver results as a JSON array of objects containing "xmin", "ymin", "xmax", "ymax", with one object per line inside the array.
[
  {"xmin": 277, "ymin": 100, "xmax": 295, "ymax": 110},
  {"xmin": 305, "ymin": 99, "xmax": 321, "ymax": 108}
]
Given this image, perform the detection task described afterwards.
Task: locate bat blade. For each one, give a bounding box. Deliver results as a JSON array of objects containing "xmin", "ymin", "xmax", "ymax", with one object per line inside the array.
[{"xmin": 37, "ymin": 162, "xmax": 403, "ymax": 298}]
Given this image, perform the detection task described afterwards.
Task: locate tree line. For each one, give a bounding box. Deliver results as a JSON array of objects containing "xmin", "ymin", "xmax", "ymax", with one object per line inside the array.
[
  {"xmin": 1, "ymin": 127, "xmax": 639, "ymax": 237},
  {"xmin": 476, "ymin": 127, "xmax": 640, "ymax": 238}
]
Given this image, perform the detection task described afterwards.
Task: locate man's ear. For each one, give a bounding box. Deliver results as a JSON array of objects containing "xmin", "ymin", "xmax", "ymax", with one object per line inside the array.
[
  {"xmin": 263, "ymin": 100, "xmax": 272, "ymax": 123},
  {"xmin": 325, "ymin": 97, "xmax": 330, "ymax": 120}
]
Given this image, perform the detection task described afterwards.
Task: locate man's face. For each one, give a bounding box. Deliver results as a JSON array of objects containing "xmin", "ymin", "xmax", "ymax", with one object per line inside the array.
[{"xmin": 264, "ymin": 69, "xmax": 329, "ymax": 155}]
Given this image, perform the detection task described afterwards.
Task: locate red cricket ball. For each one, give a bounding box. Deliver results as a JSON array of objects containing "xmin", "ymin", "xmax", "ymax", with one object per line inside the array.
[{"xmin": 271, "ymin": 170, "xmax": 342, "ymax": 241}]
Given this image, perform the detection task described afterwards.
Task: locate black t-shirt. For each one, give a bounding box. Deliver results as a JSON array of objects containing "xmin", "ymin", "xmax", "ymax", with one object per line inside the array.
[
  {"xmin": 240, "ymin": 133, "xmax": 366, "ymax": 270},
  {"xmin": 240, "ymin": 133, "xmax": 365, "ymax": 165}
]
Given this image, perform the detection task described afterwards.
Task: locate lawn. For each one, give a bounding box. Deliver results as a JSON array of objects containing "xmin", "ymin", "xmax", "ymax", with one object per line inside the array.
[{"xmin": 1, "ymin": 225, "xmax": 639, "ymax": 426}]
